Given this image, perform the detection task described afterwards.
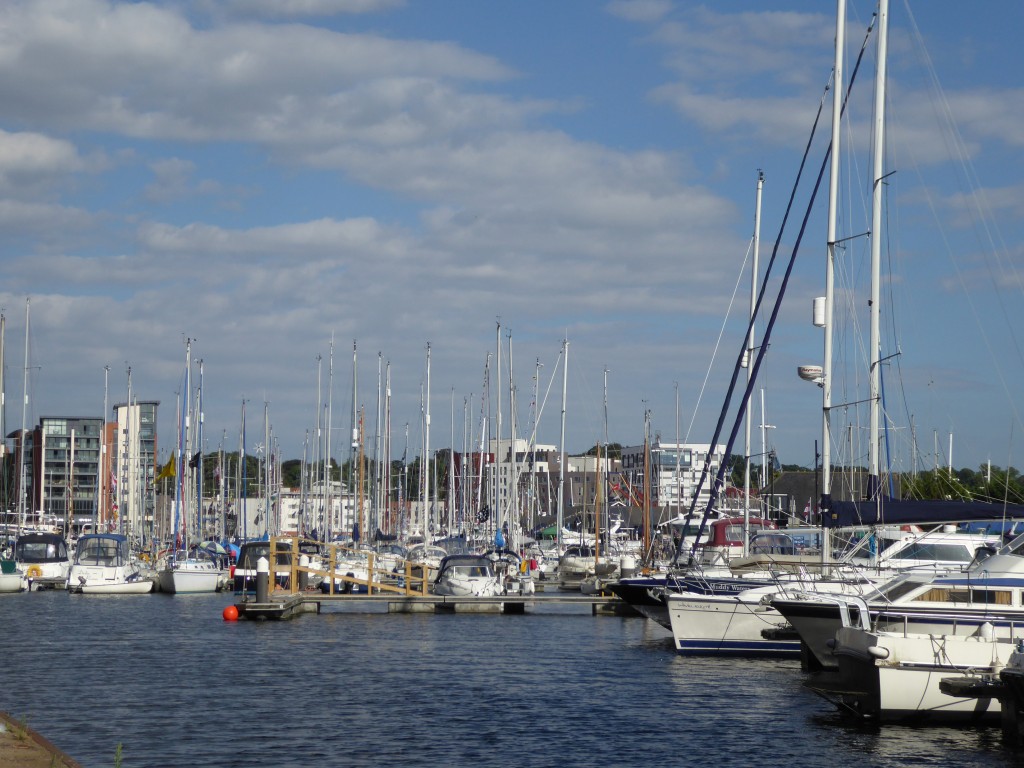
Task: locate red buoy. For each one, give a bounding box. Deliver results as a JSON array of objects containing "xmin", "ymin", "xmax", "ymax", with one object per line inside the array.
[{"xmin": 223, "ymin": 605, "xmax": 239, "ymax": 622}]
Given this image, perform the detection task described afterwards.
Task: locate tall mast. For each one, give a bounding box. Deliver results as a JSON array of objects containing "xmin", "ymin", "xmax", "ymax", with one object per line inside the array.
[
  {"xmin": 449, "ymin": 387, "xmax": 456, "ymax": 538},
  {"xmin": 174, "ymin": 339, "xmax": 191, "ymax": 550},
  {"xmin": 643, "ymin": 407, "xmax": 651, "ymax": 559},
  {"xmin": 240, "ymin": 399, "xmax": 247, "ymax": 540},
  {"xmin": 822, "ymin": 0, "xmax": 846, "ymax": 522},
  {"xmin": 867, "ymin": 0, "xmax": 889, "ymax": 500},
  {"xmin": 674, "ymin": 381, "xmax": 681, "ymax": 523},
  {"xmin": 494, "ymin": 321, "xmax": 502, "ymax": 536},
  {"xmin": 507, "ymin": 328, "xmax": 515, "ymax": 547},
  {"xmin": 325, "ymin": 335, "xmax": 334, "ymax": 539},
  {"xmin": 122, "ymin": 364, "xmax": 132, "ymax": 535},
  {"xmin": 744, "ymin": 170, "xmax": 764, "ymax": 556},
  {"xmin": 384, "ymin": 362, "xmax": 392, "ymax": 535},
  {"xmin": 197, "ymin": 358, "xmax": 205, "ymax": 540},
  {"xmin": 313, "ymin": 353, "xmax": 322, "ymax": 536},
  {"xmin": 374, "ymin": 352, "xmax": 383, "ymax": 538},
  {"xmin": 18, "ymin": 298, "xmax": 29, "ymax": 533},
  {"xmin": 98, "ymin": 364, "xmax": 108, "ymax": 534},
  {"xmin": 556, "ymin": 338, "xmax": 568, "ymax": 552},
  {"xmin": 423, "ymin": 342, "xmax": 431, "ymax": 538},
  {"xmin": 263, "ymin": 399, "xmax": 270, "ymax": 537}
]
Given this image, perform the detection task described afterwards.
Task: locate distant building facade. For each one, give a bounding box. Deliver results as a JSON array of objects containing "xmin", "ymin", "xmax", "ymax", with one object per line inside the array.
[
  {"xmin": 111, "ymin": 400, "xmax": 159, "ymax": 539},
  {"xmin": 619, "ymin": 440, "xmax": 727, "ymax": 514}
]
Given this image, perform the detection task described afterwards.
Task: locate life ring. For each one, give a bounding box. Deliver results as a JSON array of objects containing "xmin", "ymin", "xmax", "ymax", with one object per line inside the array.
[{"xmin": 25, "ymin": 565, "xmax": 43, "ymax": 580}]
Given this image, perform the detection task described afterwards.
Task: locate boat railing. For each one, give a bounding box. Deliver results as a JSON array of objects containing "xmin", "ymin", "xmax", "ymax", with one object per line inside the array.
[{"xmin": 872, "ymin": 608, "xmax": 1024, "ymax": 640}]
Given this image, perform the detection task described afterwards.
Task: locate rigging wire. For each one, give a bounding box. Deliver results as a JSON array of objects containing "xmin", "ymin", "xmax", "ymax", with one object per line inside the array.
[{"xmin": 674, "ymin": 12, "xmax": 879, "ymax": 565}]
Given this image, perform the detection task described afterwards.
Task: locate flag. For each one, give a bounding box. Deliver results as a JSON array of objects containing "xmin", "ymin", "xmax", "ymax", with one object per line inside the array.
[
  {"xmin": 110, "ymin": 472, "xmax": 117, "ymax": 488},
  {"xmin": 188, "ymin": 451, "xmax": 201, "ymax": 469},
  {"xmin": 155, "ymin": 456, "xmax": 176, "ymax": 482}
]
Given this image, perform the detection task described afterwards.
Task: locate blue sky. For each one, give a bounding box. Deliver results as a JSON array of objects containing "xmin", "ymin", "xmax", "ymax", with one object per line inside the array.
[{"xmin": 1, "ymin": 0, "xmax": 1022, "ymax": 478}]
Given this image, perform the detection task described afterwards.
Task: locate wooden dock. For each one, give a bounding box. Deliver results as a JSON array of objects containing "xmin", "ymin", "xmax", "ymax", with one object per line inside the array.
[
  {"xmin": 235, "ymin": 591, "xmax": 639, "ymax": 619},
  {"xmin": 233, "ymin": 537, "xmax": 642, "ymax": 620}
]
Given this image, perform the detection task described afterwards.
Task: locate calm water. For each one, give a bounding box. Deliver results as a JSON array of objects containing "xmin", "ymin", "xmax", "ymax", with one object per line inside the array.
[{"xmin": 1, "ymin": 590, "xmax": 1019, "ymax": 768}]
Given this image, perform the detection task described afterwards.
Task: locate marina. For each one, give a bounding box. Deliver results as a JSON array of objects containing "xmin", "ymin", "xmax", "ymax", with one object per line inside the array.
[
  {"xmin": 4, "ymin": 589, "xmax": 1023, "ymax": 768},
  {"xmin": 1, "ymin": 0, "xmax": 1022, "ymax": 765}
]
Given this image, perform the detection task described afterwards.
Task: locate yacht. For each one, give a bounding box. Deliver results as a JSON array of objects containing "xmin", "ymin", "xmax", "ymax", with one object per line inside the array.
[
  {"xmin": 432, "ymin": 554, "xmax": 503, "ymax": 597},
  {"xmin": 15, "ymin": 532, "xmax": 71, "ymax": 590},
  {"xmin": 666, "ymin": 526, "xmax": 1001, "ymax": 657},
  {"xmin": 67, "ymin": 533, "xmax": 153, "ymax": 594},
  {"xmin": 773, "ymin": 529, "xmax": 1024, "ymax": 671},
  {"xmin": 158, "ymin": 549, "xmax": 228, "ymax": 594}
]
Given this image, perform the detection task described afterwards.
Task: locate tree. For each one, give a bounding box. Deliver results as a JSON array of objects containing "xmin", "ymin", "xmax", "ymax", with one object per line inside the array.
[{"xmin": 583, "ymin": 442, "xmax": 622, "ymax": 459}]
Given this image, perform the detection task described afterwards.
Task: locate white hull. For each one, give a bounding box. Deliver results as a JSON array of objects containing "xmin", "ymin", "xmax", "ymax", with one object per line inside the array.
[
  {"xmin": 0, "ymin": 572, "xmax": 25, "ymax": 593},
  {"xmin": 69, "ymin": 565, "xmax": 154, "ymax": 594},
  {"xmin": 21, "ymin": 562, "xmax": 70, "ymax": 589},
  {"xmin": 830, "ymin": 625, "xmax": 1015, "ymax": 722},
  {"xmin": 78, "ymin": 579, "xmax": 154, "ymax": 595},
  {"xmin": 433, "ymin": 576, "xmax": 503, "ymax": 597},
  {"xmin": 159, "ymin": 564, "xmax": 225, "ymax": 594},
  {"xmin": 667, "ymin": 590, "xmax": 799, "ymax": 656}
]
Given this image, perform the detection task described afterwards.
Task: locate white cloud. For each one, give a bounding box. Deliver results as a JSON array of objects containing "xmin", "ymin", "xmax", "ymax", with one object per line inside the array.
[
  {"xmin": 606, "ymin": 0, "xmax": 673, "ymax": 24},
  {"xmin": 219, "ymin": 0, "xmax": 405, "ymax": 19}
]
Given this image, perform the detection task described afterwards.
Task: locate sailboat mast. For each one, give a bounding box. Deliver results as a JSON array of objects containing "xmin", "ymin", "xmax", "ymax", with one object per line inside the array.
[
  {"xmin": 449, "ymin": 388, "xmax": 456, "ymax": 538},
  {"xmin": 743, "ymin": 170, "xmax": 764, "ymax": 556},
  {"xmin": 868, "ymin": 0, "xmax": 889, "ymax": 499},
  {"xmin": 374, "ymin": 352, "xmax": 383, "ymax": 538},
  {"xmin": 263, "ymin": 400, "xmax": 270, "ymax": 537},
  {"xmin": 507, "ymin": 329, "xmax": 517, "ymax": 548},
  {"xmin": 18, "ymin": 298, "xmax": 29, "ymax": 533},
  {"xmin": 821, "ymin": 0, "xmax": 846, "ymax": 565},
  {"xmin": 423, "ymin": 342, "xmax": 431, "ymax": 539},
  {"xmin": 602, "ymin": 368, "xmax": 610, "ymax": 558},
  {"xmin": 556, "ymin": 338, "xmax": 568, "ymax": 553},
  {"xmin": 240, "ymin": 399, "xmax": 247, "ymax": 540},
  {"xmin": 197, "ymin": 359, "xmax": 204, "ymax": 540},
  {"xmin": 325, "ymin": 336, "xmax": 334, "ymax": 540},
  {"xmin": 822, "ymin": 0, "xmax": 845, "ymax": 520},
  {"xmin": 384, "ymin": 362, "xmax": 392, "ymax": 534},
  {"xmin": 494, "ymin": 321, "xmax": 502, "ymax": 538},
  {"xmin": 98, "ymin": 365, "xmax": 108, "ymax": 535}
]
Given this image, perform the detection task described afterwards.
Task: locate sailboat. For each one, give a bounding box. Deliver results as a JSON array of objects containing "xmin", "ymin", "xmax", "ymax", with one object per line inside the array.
[
  {"xmin": 662, "ymin": 3, "xmax": 954, "ymax": 655},
  {"xmin": 158, "ymin": 342, "xmax": 227, "ymax": 594},
  {"xmin": 0, "ymin": 312, "xmax": 24, "ymax": 593}
]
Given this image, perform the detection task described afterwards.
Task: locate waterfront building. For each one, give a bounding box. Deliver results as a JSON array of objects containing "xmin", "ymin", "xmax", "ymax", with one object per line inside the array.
[
  {"xmin": 111, "ymin": 400, "xmax": 159, "ymax": 541},
  {"xmin": 17, "ymin": 416, "xmax": 104, "ymax": 533},
  {"xmin": 619, "ymin": 440, "xmax": 727, "ymax": 515}
]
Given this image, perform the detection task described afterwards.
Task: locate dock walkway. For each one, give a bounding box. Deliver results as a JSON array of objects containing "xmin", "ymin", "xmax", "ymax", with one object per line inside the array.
[{"xmin": 236, "ymin": 591, "xmax": 638, "ymax": 620}]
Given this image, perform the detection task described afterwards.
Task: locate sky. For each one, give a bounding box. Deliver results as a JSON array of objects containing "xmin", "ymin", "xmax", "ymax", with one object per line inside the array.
[{"xmin": 1, "ymin": 0, "xmax": 1022, "ymax": 476}]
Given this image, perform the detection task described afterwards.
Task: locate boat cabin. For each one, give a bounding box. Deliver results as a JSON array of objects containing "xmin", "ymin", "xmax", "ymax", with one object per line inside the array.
[
  {"xmin": 74, "ymin": 534, "xmax": 131, "ymax": 567},
  {"xmin": 16, "ymin": 533, "xmax": 69, "ymax": 565}
]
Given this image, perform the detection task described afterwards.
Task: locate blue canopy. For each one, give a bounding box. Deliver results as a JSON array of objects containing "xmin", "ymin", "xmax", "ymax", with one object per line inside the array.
[{"xmin": 824, "ymin": 497, "xmax": 1024, "ymax": 528}]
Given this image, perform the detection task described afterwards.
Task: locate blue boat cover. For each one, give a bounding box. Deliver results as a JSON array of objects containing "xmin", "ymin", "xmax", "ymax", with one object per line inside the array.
[{"xmin": 824, "ymin": 497, "xmax": 1024, "ymax": 528}]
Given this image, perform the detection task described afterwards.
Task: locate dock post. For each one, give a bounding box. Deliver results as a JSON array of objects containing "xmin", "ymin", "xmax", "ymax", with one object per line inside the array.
[
  {"xmin": 298, "ymin": 555, "xmax": 309, "ymax": 591},
  {"xmin": 256, "ymin": 556, "xmax": 269, "ymax": 603}
]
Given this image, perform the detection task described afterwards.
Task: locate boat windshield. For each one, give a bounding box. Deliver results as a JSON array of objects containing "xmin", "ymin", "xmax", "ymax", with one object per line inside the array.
[
  {"xmin": 16, "ymin": 537, "xmax": 69, "ymax": 563},
  {"xmin": 454, "ymin": 566, "xmax": 489, "ymax": 578},
  {"xmin": 76, "ymin": 537, "xmax": 127, "ymax": 566},
  {"xmin": 1001, "ymin": 531, "xmax": 1024, "ymax": 557},
  {"xmin": 874, "ymin": 574, "xmax": 928, "ymax": 602}
]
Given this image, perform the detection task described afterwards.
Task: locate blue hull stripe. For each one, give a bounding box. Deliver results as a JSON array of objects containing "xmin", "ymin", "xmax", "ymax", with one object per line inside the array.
[{"xmin": 675, "ymin": 639, "xmax": 801, "ymax": 657}]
